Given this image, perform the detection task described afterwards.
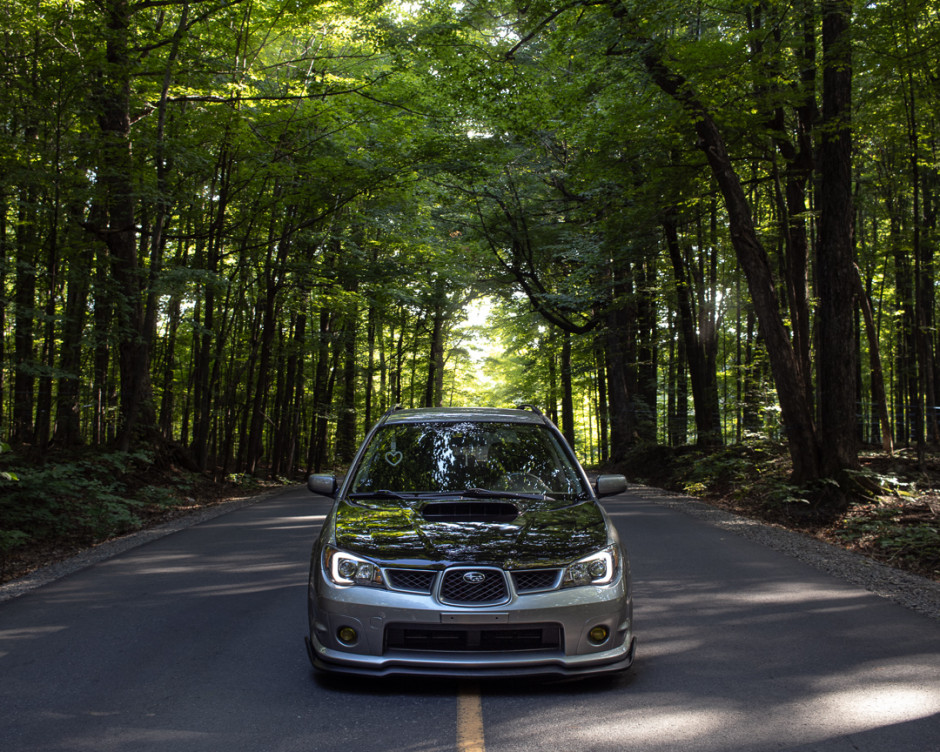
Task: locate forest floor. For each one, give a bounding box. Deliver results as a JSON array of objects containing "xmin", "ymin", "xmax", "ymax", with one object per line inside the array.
[
  {"xmin": 612, "ymin": 442, "xmax": 940, "ymax": 583},
  {"xmin": 2, "ymin": 444, "xmax": 939, "ymax": 586}
]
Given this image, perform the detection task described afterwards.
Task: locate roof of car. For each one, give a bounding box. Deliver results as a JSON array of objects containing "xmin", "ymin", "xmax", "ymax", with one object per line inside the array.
[{"xmin": 382, "ymin": 406, "xmax": 547, "ymax": 426}]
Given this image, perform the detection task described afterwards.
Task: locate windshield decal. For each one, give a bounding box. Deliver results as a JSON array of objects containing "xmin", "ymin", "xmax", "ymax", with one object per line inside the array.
[{"xmin": 385, "ymin": 437, "xmax": 403, "ymax": 467}]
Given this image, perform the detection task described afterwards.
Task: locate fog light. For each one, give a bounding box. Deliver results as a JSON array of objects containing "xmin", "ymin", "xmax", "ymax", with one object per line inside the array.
[
  {"xmin": 337, "ymin": 626, "xmax": 358, "ymax": 645},
  {"xmin": 588, "ymin": 625, "xmax": 610, "ymax": 645}
]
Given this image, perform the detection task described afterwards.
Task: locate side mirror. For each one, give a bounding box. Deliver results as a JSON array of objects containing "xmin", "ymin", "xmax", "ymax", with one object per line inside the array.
[
  {"xmin": 307, "ymin": 474, "xmax": 337, "ymax": 497},
  {"xmin": 595, "ymin": 474, "xmax": 627, "ymax": 498}
]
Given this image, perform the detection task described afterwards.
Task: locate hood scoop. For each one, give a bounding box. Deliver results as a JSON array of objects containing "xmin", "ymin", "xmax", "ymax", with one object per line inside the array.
[{"xmin": 421, "ymin": 501, "xmax": 519, "ymax": 523}]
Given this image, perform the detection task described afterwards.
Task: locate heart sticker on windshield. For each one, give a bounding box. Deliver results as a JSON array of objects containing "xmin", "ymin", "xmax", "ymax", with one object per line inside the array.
[{"xmin": 385, "ymin": 450, "xmax": 403, "ymax": 466}]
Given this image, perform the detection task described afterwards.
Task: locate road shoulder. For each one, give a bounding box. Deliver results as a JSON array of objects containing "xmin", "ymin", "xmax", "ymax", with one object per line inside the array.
[
  {"xmin": 614, "ymin": 483, "xmax": 940, "ymax": 621},
  {"xmin": 0, "ymin": 490, "xmax": 280, "ymax": 603}
]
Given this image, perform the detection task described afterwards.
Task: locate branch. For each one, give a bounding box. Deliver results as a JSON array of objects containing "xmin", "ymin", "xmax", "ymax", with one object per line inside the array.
[
  {"xmin": 504, "ymin": 2, "xmax": 586, "ymax": 60},
  {"xmin": 132, "ymin": 0, "xmax": 242, "ymax": 12}
]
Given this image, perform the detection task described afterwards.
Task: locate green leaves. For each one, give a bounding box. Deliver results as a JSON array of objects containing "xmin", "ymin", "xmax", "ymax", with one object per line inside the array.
[{"xmin": 0, "ymin": 441, "xmax": 17, "ymax": 483}]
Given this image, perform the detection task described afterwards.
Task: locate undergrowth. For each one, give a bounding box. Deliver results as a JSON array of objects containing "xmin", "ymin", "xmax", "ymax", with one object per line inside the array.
[{"xmin": 0, "ymin": 447, "xmax": 260, "ymax": 583}]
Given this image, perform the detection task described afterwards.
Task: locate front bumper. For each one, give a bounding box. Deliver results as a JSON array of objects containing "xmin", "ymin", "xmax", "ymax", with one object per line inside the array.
[{"xmin": 306, "ymin": 571, "xmax": 634, "ymax": 679}]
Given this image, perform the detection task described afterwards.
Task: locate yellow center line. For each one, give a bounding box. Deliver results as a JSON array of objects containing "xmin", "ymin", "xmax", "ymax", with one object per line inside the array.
[{"xmin": 457, "ymin": 681, "xmax": 485, "ymax": 752}]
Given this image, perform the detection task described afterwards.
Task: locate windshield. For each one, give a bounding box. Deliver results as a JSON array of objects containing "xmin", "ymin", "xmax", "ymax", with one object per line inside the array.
[{"xmin": 348, "ymin": 421, "xmax": 588, "ymax": 500}]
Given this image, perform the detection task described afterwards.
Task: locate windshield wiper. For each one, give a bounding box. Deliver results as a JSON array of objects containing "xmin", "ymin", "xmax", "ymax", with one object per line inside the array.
[
  {"xmin": 456, "ymin": 487, "xmax": 546, "ymax": 501},
  {"xmin": 347, "ymin": 490, "xmax": 412, "ymax": 500},
  {"xmin": 349, "ymin": 488, "xmax": 549, "ymax": 502}
]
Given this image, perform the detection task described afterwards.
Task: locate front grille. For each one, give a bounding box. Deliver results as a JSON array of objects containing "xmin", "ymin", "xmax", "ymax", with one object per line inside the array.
[
  {"xmin": 386, "ymin": 623, "xmax": 563, "ymax": 652},
  {"xmin": 440, "ymin": 567, "xmax": 509, "ymax": 605},
  {"xmin": 512, "ymin": 569, "xmax": 562, "ymax": 593},
  {"xmin": 385, "ymin": 569, "xmax": 436, "ymax": 593}
]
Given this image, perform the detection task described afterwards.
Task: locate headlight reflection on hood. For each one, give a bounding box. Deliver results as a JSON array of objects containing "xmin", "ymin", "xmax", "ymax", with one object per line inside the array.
[
  {"xmin": 562, "ymin": 545, "xmax": 619, "ymax": 587},
  {"xmin": 323, "ymin": 546, "xmax": 386, "ymax": 588}
]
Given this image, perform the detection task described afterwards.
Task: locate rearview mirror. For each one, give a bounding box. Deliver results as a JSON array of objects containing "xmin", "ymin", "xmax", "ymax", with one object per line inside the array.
[
  {"xmin": 307, "ymin": 474, "xmax": 337, "ymax": 497},
  {"xmin": 594, "ymin": 474, "xmax": 627, "ymax": 498}
]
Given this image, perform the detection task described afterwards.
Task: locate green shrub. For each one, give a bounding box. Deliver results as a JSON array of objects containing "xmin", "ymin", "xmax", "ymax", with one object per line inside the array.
[
  {"xmin": 838, "ymin": 507, "xmax": 940, "ymax": 568},
  {"xmin": 0, "ymin": 450, "xmax": 169, "ymax": 549}
]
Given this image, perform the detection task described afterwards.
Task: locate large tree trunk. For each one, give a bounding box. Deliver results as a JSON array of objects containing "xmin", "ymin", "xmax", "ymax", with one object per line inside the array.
[
  {"xmin": 816, "ymin": 0, "xmax": 859, "ymax": 480},
  {"xmin": 97, "ymin": 0, "xmax": 155, "ymax": 452}
]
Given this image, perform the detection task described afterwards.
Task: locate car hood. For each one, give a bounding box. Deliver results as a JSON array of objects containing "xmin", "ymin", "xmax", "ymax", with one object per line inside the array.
[{"xmin": 331, "ymin": 496, "xmax": 609, "ymax": 568}]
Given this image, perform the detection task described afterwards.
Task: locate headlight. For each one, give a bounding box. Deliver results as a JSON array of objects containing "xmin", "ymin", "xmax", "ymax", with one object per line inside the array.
[
  {"xmin": 562, "ymin": 546, "xmax": 619, "ymax": 587},
  {"xmin": 323, "ymin": 546, "xmax": 385, "ymax": 588}
]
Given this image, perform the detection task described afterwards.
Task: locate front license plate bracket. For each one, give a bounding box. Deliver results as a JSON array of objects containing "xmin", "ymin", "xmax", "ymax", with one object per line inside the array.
[{"xmin": 440, "ymin": 612, "xmax": 510, "ymax": 624}]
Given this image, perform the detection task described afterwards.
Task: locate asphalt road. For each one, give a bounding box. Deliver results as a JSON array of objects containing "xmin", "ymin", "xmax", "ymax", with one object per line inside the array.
[{"xmin": 1, "ymin": 485, "xmax": 939, "ymax": 752}]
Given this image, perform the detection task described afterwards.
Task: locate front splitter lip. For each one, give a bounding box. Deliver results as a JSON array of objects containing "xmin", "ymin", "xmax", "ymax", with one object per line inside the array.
[{"xmin": 304, "ymin": 633, "xmax": 636, "ymax": 680}]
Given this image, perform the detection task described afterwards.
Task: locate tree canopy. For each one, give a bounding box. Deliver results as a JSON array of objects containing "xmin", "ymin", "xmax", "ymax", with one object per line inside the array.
[{"xmin": 1, "ymin": 0, "xmax": 939, "ymax": 517}]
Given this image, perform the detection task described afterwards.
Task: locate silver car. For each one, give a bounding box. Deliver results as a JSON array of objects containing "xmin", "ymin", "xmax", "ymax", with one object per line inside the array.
[{"xmin": 304, "ymin": 406, "xmax": 635, "ymax": 679}]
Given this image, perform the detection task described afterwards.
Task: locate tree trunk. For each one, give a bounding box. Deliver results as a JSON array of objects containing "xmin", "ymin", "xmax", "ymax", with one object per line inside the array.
[
  {"xmin": 365, "ymin": 304, "xmax": 377, "ymax": 427},
  {"xmin": 335, "ymin": 312, "xmax": 359, "ymax": 465},
  {"xmin": 854, "ymin": 266, "xmax": 893, "ymax": 453},
  {"xmin": 636, "ymin": 259, "xmax": 659, "ymax": 442},
  {"xmin": 424, "ymin": 301, "xmax": 445, "ymax": 408},
  {"xmin": 96, "ymin": 0, "xmax": 155, "ymax": 452},
  {"xmin": 335, "ymin": 247, "xmax": 360, "ymax": 465},
  {"xmin": 12, "ymin": 186, "xmax": 38, "ymax": 445},
  {"xmin": 272, "ymin": 311, "xmax": 305, "ymax": 478},
  {"xmin": 34, "ymin": 221, "xmax": 59, "ymax": 450},
  {"xmin": 816, "ymin": 0, "xmax": 859, "ymax": 480},
  {"xmin": 0, "ymin": 193, "xmax": 7, "ymax": 429},
  {"xmin": 595, "ymin": 343, "xmax": 609, "ymax": 461},
  {"xmin": 561, "ymin": 330, "xmax": 575, "ymax": 449},
  {"xmin": 245, "ymin": 224, "xmax": 291, "ymax": 474},
  {"xmin": 55, "ymin": 228, "xmax": 93, "ymax": 447},
  {"xmin": 767, "ymin": 0, "xmax": 817, "ymax": 401},
  {"xmin": 308, "ymin": 307, "xmax": 336, "ymax": 474},
  {"xmin": 663, "ymin": 213, "xmax": 723, "ymax": 446},
  {"xmin": 742, "ymin": 308, "xmax": 763, "ymax": 434},
  {"xmin": 192, "ymin": 153, "xmax": 231, "ymax": 469},
  {"xmin": 91, "ymin": 243, "xmax": 113, "ymax": 445},
  {"xmin": 547, "ymin": 331, "xmax": 558, "ymax": 424},
  {"xmin": 605, "ymin": 290, "xmax": 638, "ymax": 461}
]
